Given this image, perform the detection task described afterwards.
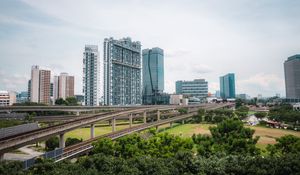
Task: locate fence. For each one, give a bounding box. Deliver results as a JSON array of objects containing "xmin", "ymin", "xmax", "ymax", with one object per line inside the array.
[{"xmin": 23, "ymin": 148, "xmax": 63, "ymax": 169}]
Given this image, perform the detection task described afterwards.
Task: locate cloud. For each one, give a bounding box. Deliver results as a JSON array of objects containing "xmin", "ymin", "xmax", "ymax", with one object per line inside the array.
[
  {"xmin": 208, "ymin": 82, "xmax": 219, "ymax": 93},
  {"xmin": 165, "ymin": 49, "xmax": 190, "ymax": 58},
  {"xmin": 237, "ymin": 73, "xmax": 284, "ymax": 97},
  {"xmin": 190, "ymin": 64, "xmax": 213, "ymax": 74},
  {"xmin": 1, "ymin": 0, "xmax": 299, "ymax": 97},
  {"xmin": 0, "ymin": 71, "xmax": 29, "ymax": 91}
]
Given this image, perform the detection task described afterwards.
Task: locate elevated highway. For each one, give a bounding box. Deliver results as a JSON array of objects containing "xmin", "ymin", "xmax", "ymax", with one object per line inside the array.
[
  {"xmin": 57, "ymin": 103, "xmax": 229, "ymax": 161},
  {"xmin": 0, "ymin": 105, "xmax": 170, "ymax": 113},
  {"xmin": 0, "ymin": 103, "xmax": 233, "ymax": 158}
]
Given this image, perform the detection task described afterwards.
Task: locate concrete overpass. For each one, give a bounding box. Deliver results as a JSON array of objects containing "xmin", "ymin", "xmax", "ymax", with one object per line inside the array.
[
  {"xmin": 0, "ymin": 105, "xmax": 170, "ymax": 113},
  {"xmin": 57, "ymin": 103, "xmax": 230, "ymax": 161},
  {"xmin": 0, "ymin": 103, "xmax": 233, "ymax": 159}
]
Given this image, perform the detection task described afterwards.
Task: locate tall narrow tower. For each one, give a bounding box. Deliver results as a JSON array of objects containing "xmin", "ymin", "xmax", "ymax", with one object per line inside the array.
[
  {"xmin": 284, "ymin": 54, "xmax": 300, "ymax": 99},
  {"xmin": 29, "ymin": 65, "xmax": 51, "ymax": 104},
  {"xmin": 83, "ymin": 45, "xmax": 100, "ymax": 106},
  {"xmin": 53, "ymin": 73, "xmax": 74, "ymax": 100},
  {"xmin": 219, "ymin": 73, "xmax": 236, "ymax": 99},
  {"xmin": 142, "ymin": 47, "xmax": 164, "ymax": 104}
]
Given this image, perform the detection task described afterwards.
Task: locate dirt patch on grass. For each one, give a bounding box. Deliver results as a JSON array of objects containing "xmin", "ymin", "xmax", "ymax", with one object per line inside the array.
[
  {"xmin": 194, "ymin": 127, "xmax": 211, "ymax": 136},
  {"xmin": 257, "ymin": 136, "xmax": 276, "ymax": 145}
]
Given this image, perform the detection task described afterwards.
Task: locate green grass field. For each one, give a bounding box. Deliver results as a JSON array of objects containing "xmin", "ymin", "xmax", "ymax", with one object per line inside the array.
[
  {"xmin": 162, "ymin": 123, "xmax": 300, "ymax": 148},
  {"xmin": 65, "ymin": 121, "xmax": 300, "ymax": 149},
  {"xmin": 65, "ymin": 123, "xmax": 139, "ymax": 140}
]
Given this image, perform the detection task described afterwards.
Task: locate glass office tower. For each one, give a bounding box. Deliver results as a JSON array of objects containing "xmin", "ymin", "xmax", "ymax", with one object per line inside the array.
[
  {"xmin": 220, "ymin": 73, "xmax": 236, "ymax": 99},
  {"xmin": 284, "ymin": 54, "xmax": 300, "ymax": 99},
  {"xmin": 103, "ymin": 37, "xmax": 142, "ymax": 106},
  {"xmin": 142, "ymin": 47, "xmax": 165, "ymax": 104}
]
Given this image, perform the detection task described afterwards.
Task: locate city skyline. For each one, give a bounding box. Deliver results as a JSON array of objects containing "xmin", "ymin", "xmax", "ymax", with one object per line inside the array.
[{"xmin": 1, "ymin": 0, "xmax": 300, "ymax": 97}]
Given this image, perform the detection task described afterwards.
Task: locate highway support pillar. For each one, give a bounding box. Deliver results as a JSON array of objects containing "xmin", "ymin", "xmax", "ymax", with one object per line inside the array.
[
  {"xmin": 157, "ymin": 110, "xmax": 161, "ymax": 121},
  {"xmin": 76, "ymin": 111, "xmax": 80, "ymax": 116},
  {"xmin": 112, "ymin": 117, "xmax": 116, "ymax": 132},
  {"xmin": 156, "ymin": 125, "xmax": 159, "ymax": 131},
  {"xmin": 59, "ymin": 133, "xmax": 65, "ymax": 148},
  {"xmin": 91, "ymin": 124, "xmax": 95, "ymax": 138},
  {"xmin": 143, "ymin": 111, "xmax": 147, "ymax": 124},
  {"xmin": 0, "ymin": 153, "xmax": 3, "ymax": 161},
  {"xmin": 170, "ymin": 122, "xmax": 173, "ymax": 128},
  {"xmin": 129, "ymin": 113, "xmax": 133, "ymax": 128},
  {"xmin": 182, "ymin": 120, "xmax": 185, "ymax": 124}
]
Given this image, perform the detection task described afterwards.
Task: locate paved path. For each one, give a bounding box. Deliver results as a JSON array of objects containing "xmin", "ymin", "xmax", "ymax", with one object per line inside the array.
[{"xmin": 4, "ymin": 145, "xmax": 44, "ymax": 161}]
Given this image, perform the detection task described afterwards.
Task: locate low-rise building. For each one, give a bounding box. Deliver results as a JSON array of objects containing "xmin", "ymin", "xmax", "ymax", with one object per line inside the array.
[
  {"xmin": 0, "ymin": 91, "xmax": 16, "ymax": 106},
  {"xmin": 176, "ymin": 79, "xmax": 208, "ymax": 102},
  {"xmin": 169, "ymin": 94, "xmax": 188, "ymax": 105},
  {"xmin": 293, "ymin": 103, "xmax": 300, "ymax": 111}
]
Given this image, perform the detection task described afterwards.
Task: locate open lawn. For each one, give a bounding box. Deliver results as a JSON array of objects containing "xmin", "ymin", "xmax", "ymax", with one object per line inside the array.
[
  {"xmin": 162, "ymin": 123, "xmax": 300, "ymax": 147},
  {"xmin": 65, "ymin": 121, "xmax": 300, "ymax": 148},
  {"xmin": 65, "ymin": 123, "xmax": 139, "ymax": 140}
]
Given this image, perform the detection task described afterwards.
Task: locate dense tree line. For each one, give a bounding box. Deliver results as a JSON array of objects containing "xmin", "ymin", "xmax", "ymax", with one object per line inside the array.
[
  {"xmin": 1, "ymin": 119, "xmax": 300, "ymax": 175},
  {"xmin": 268, "ymin": 104, "xmax": 300, "ymax": 127},
  {"xmin": 192, "ymin": 108, "xmax": 249, "ymax": 123},
  {"xmin": 55, "ymin": 97, "xmax": 78, "ymax": 106},
  {"xmin": 45, "ymin": 137, "xmax": 82, "ymax": 151}
]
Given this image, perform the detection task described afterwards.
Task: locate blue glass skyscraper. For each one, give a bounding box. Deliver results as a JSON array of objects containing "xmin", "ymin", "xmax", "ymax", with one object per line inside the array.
[
  {"xmin": 220, "ymin": 73, "xmax": 236, "ymax": 99},
  {"xmin": 142, "ymin": 47, "xmax": 165, "ymax": 104}
]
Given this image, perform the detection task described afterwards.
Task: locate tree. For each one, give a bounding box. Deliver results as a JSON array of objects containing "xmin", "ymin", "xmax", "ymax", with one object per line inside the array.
[
  {"xmin": 236, "ymin": 106, "xmax": 249, "ymax": 113},
  {"xmin": 204, "ymin": 111, "xmax": 214, "ymax": 122},
  {"xmin": 193, "ymin": 109, "xmax": 205, "ymax": 123},
  {"xmin": 254, "ymin": 112, "xmax": 267, "ymax": 119},
  {"xmin": 235, "ymin": 111, "xmax": 248, "ymax": 120},
  {"xmin": 55, "ymin": 98, "xmax": 67, "ymax": 105},
  {"xmin": 45, "ymin": 137, "xmax": 59, "ymax": 151},
  {"xmin": 235, "ymin": 99, "xmax": 244, "ymax": 108},
  {"xmin": 25, "ymin": 112, "xmax": 36, "ymax": 122},
  {"xmin": 65, "ymin": 97, "xmax": 78, "ymax": 106},
  {"xmin": 267, "ymin": 135, "xmax": 300, "ymax": 155},
  {"xmin": 66, "ymin": 137, "xmax": 82, "ymax": 147},
  {"xmin": 194, "ymin": 118, "xmax": 260, "ymax": 156},
  {"xmin": 213, "ymin": 115, "xmax": 226, "ymax": 123},
  {"xmin": 178, "ymin": 108, "xmax": 188, "ymax": 114},
  {"xmin": 209, "ymin": 118, "xmax": 260, "ymax": 155},
  {"xmin": 92, "ymin": 138, "xmax": 115, "ymax": 156}
]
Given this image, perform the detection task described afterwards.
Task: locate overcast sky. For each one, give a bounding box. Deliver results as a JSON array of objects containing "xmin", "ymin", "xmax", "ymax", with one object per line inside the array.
[{"xmin": 0, "ymin": 0, "xmax": 299, "ymax": 97}]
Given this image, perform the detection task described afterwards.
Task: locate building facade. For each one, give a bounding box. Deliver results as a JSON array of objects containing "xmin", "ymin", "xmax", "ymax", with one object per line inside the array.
[
  {"xmin": 175, "ymin": 79, "xmax": 208, "ymax": 102},
  {"xmin": 220, "ymin": 73, "xmax": 236, "ymax": 99},
  {"xmin": 142, "ymin": 47, "xmax": 164, "ymax": 104},
  {"xmin": 284, "ymin": 54, "xmax": 300, "ymax": 99},
  {"xmin": 16, "ymin": 91, "xmax": 29, "ymax": 103},
  {"xmin": 83, "ymin": 45, "xmax": 100, "ymax": 106},
  {"xmin": 104, "ymin": 37, "xmax": 142, "ymax": 106},
  {"xmin": 53, "ymin": 73, "xmax": 75, "ymax": 100},
  {"xmin": 29, "ymin": 65, "xmax": 51, "ymax": 104},
  {"xmin": 0, "ymin": 91, "xmax": 16, "ymax": 106}
]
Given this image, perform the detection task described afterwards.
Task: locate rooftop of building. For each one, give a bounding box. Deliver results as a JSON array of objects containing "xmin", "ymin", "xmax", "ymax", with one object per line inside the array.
[
  {"xmin": 220, "ymin": 73, "xmax": 235, "ymax": 77},
  {"xmin": 85, "ymin": 45, "xmax": 98, "ymax": 52},
  {"xmin": 105, "ymin": 37, "xmax": 141, "ymax": 51},
  {"xmin": 0, "ymin": 91, "xmax": 9, "ymax": 94},
  {"xmin": 142, "ymin": 47, "xmax": 164, "ymax": 55},
  {"xmin": 287, "ymin": 54, "xmax": 300, "ymax": 62},
  {"xmin": 176, "ymin": 79, "xmax": 207, "ymax": 83}
]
